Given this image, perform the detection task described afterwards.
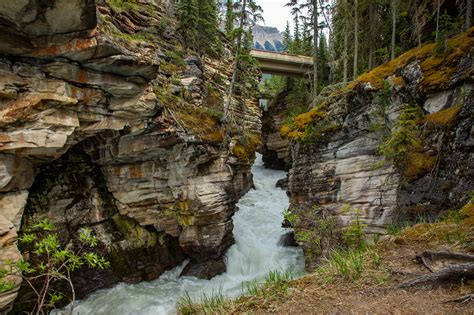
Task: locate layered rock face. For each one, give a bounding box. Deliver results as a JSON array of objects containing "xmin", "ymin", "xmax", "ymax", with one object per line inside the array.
[
  {"xmin": 0, "ymin": 0, "xmax": 260, "ymax": 312},
  {"xmin": 279, "ymin": 30, "xmax": 474, "ymax": 266},
  {"xmin": 261, "ymin": 91, "xmax": 292, "ymax": 171}
]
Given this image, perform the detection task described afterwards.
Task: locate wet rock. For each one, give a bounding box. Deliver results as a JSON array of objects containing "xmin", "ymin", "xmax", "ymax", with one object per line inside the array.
[
  {"xmin": 261, "ymin": 92, "xmax": 293, "ymax": 171},
  {"xmin": 180, "ymin": 257, "xmax": 226, "ymax": 279},
  {"xmin": 276, "ymin": 177, "xmax": 288, "ymax": 190},
  {"xmin": 279, "ymin": 231, "xmax": 298, "ymax": 247}
]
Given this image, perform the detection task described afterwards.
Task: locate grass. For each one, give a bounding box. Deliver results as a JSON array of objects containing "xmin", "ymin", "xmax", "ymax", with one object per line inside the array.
[
  {"xmin": 0, "ymin": 280, "xmax": 15, "ymax": 293},
  {"xmin": 315, "ymin": 246, "xmax": 386, "ymax": 285},
  {"xmin": 176, "ymin": 270, "xmax": 294, "ymax": 314},
  {"xmin": 177, "ymin": 289, "xmax": 229, "ymax": 315},
  {"xmin": 389, "ymin": 200, "xmax": 473, "ymax": 249}
]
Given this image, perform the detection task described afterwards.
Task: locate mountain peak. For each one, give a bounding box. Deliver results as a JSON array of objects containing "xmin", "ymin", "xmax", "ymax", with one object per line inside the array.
[{"xmin": 252, "ymin": 24, "xmax": 284, "ymax": 52}]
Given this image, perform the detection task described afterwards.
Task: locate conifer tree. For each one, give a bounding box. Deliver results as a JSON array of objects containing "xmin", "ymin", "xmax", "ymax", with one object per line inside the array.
[
  {"xmin": 283, "ymin": 21, "xmax": 292, "ymax": 51},
  {"xmin": 292, "ymin": 10, "xmax": 302, "ymax": 54},
  {"xmin": 390, "ymin": 0, "xmax": 398, "ymax": 60},
  {"xmin": 196, "ymin": 0, "xmax": 222, "ymax": 58},
  {"xmin": 224, "ymin": 0, "xmax": 235, "ymax": 38},
  {"xmin": 177, "ymin": 0, "xmax": 198, "ymax": 48},
  {"xmin": 302, "ymin": 20, "xmax": 313, "ymax": 56},
  {"xmin": 223, "ymin": 0, "xmax": 263, "ymax": 126},
  {"xmin": 317, "ymin": 31, "xmax": 330, "ymax": 87},
  {"xmin": 353, "ymin": 0, "xmax": 358, "ymax": 79}
]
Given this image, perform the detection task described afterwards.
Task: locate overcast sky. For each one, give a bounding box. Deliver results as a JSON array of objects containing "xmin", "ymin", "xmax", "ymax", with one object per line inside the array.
[{"xmin": 258, "ymin": 0, "xmax": 293, "ymax": 32}]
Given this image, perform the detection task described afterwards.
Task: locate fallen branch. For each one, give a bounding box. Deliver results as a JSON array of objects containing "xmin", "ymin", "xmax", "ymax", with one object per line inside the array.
[
  {"xmin": 416, "ymin": 251, "xmax": 474, "ymax": 263},
  {"xmin": 398, "ymin": 263, "xmax": 474, "ymax": 289},
  {"xmin": 443, "ymin": 294, "xmax": 474, "ymax": 304}
]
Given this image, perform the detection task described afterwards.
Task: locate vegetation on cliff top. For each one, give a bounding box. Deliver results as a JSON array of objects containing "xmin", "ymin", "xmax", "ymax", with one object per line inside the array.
[{"xmin": 279, "ymin": 28, "xmax": 473, "ymax": 142}]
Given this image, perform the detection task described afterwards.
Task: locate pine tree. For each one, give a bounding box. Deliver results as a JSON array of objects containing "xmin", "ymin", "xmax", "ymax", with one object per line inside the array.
[
  {"xmin": 283, "ymin": 21, "xmax": 292, "ymax": 51},
  {"xmin": 223, "ymin": 0, "xmax": 262, "ymax": 126},
  {"xmin": 317, "ymin": 31, "xmax": 330, "ymax": 89},
  {"xmin": 224, "ymin": 0, "xmax": 235, "ymax": 38},
  {"xmin": 353, "ymin": 0, "xmax": 359, "ymax": 80},
  {"xmin": 302, "ymin": 20, "xmax": 312, "ymax": 56},
  {"xmin": 390, "ymin": 0, "xmax": 398, "ymax": 60},
  {"xmin": 292, "ymin": 11, "xmax": 302, "ymax": 54},
  {"xmin": 177, "ymin": 0, "xmax": 198, "ymax": 49},
  {"xmin": 196, "ymin": 0, "xmax": 222, "ymax": 58}
]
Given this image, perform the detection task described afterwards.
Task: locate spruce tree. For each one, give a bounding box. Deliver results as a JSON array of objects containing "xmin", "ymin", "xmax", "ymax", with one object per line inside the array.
[
  {"xmin": 317, "ymin": 31, "xmax": 330, "ymax": 89},
  {"xmin": 283, "ymin": 21, "xmax": 292, "ymax": 51},
  {"xmin": 177, "ymin": 0, "xmax": 198, "ymax": 49},
  {"xmin": 223, "ymin": 0, "xmax": 262, "ymax": 127},
  {"xmin": 196, "ymin": 0, "xmax": 222, "ymax": 57},
  {"xmin": 224, "ymin": 0, "xmax": 235, "ymax": 38}
]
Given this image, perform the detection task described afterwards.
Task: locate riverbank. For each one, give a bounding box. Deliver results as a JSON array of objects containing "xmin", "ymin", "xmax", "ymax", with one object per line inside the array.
[{"xmin": 181, "ymin": 200, "xmax": 474, "ymax": 314}]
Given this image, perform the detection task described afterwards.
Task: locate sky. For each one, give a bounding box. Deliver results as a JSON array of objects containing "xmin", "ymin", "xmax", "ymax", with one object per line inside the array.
[{"xmin": 257, "ymin": 0, "xmax": 293, "ymax": 32}]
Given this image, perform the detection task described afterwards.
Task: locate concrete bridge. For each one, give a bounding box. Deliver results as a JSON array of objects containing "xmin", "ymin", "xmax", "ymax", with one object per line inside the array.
[{"xmin": 250, "ymin": 49, "xmax": 313, "ymax": 77}]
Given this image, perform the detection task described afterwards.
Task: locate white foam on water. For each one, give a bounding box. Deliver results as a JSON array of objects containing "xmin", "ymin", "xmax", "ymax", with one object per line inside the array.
[{"xmin": 65, "ymin": 154, "xmax": 305, "ymax": 315}]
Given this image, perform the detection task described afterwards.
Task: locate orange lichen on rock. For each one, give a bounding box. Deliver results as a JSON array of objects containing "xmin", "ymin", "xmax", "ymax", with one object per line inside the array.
[
  {"xmin": 419, "ymin": 105, "xmax": 462, "ymax": 125},
  {"xmin": 402, "ymin": 152, "xmax": 437, "ymax": 181},
  {"xmin": 175, "ymin": 108, "xmax": 223, "ymax": 144},
  {"xmin": 354, "ymin": 27, "xmax": 474, "ymax": 91},
  {"xmin": 232, "ymin": 133, "xmax": 261, "ymax": 161},
  {"xmin": 294, "ymin": 109, "xmax": 326, "ymax": 129},
  {"xmin": 460, "ymin": 201, "xmax": 474, "ymax": 226},
  {"xmin": 280, "ymin": 108, "xmax": 326, "ymax": 140},
  {"xmin": 391, "ymin": 76, "xmax": 406, "ymax": 88}
]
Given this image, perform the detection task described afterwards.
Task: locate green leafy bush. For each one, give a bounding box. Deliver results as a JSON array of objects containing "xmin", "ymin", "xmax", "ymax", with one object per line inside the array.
[{"xmin": 16, "ymin": 219, "xmax": 110, "ymax": 314}]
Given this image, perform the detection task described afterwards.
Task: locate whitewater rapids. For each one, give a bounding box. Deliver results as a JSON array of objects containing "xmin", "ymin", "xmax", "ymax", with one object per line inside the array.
[{"xmin": 69, "ymin": 154, "xmax": 304, "ymax": 314}]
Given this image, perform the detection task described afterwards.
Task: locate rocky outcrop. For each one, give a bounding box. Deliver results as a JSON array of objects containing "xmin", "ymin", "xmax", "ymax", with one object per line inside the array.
[
  {"xmin": 279, "ymin": 29, "xmax": 474, "ymax": 266},
  {"xmin": 0, "ymin": 0, "xmax": 261, "ymax": 312},
  {"xmin": 261, "ymin": 91, "xmax": 292, "ymax": 171}
]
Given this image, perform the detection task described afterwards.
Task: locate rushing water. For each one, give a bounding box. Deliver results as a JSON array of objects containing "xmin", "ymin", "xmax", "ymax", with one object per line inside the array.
[{"xmin": 69, "ymin": 154, "xmax": 305, "ymax": 314}]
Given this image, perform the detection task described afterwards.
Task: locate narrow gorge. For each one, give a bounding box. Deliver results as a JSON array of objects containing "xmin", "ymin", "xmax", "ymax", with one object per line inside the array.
[
  {"xmin": 0, "ymin": 0, "xmax": 473, "ymax": 314},
  {"xmin": 0, "ymin": 0, "xmax": 263, "ymax": 312}
]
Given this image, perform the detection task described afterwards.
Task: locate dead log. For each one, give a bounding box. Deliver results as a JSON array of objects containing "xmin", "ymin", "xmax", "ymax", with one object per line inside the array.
[
  {"xmin": 398, "ymin": 263, "xmax": 474, "ymax": 289},
  {"xmin": 443, "ymin": 294, "xmax": 474, "ymax": 304},
  {"xmin": 416, "ymin": 251, "xmax": 474, "ymax": 262}
]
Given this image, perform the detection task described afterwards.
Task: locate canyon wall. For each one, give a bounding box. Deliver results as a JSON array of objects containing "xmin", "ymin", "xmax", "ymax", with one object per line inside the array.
[
  {"xmin": 273, "ymin": 30, "xmax": 474, "ymax": 267},
  {"xmin": 0, "ymin": 0, "xmax": 261, "ymax": 312}
]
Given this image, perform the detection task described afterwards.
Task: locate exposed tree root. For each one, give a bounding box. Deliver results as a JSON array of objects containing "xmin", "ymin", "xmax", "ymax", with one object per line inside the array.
[
  {"xmin": 399, "ymin": 262, "xmax": 474, "ymax": 289},
  {"xmin": 415, "ymin": 251, "xmax": 474, "ymax": 273}
]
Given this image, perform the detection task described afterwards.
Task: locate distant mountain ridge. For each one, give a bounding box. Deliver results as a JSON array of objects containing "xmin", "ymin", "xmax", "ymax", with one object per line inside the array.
[{"xmin": 252, "ymin": 25, "xmax": 285, "ymax": 52}]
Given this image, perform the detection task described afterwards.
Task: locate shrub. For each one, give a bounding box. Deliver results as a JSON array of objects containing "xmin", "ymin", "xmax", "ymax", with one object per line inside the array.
[{"xmin": 15, "ymin": 219, "xmax": 109, "ymax": 314}]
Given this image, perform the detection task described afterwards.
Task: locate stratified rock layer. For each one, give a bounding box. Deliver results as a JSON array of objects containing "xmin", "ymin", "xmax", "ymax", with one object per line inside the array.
[
  {"xmin": 0, "ymin": 0, "xmax": 261, "ymax": 312},
  {"xmin": 281, "ymin": 30, "xmax": 474, "ymax": 267},
  {"xmin": 261, "ymin": 91, "xmax": 292, "ymax": 171}
]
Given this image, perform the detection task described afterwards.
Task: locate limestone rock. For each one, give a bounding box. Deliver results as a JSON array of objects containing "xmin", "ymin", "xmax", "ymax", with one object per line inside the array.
[
  {"xmin": 0, "ymin": 0, "xmax": 261, "ymax": 311},
  {"xmin": 278, "ymin": 53, "xmax": 473, "ymax": 267}
]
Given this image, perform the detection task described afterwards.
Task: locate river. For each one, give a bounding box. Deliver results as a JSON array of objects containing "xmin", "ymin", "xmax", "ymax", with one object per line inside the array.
[{"xmin": 69, "ymin": 154, "xmax": 305, "ymax": 314}]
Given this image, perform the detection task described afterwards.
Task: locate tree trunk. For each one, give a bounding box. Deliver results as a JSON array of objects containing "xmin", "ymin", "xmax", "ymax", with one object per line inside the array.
[
  {"xmin": 467, "ymin": 0, "xmax": 472, "ymax": 29},
  {"xmin": 435, "ymin": 0, "xmax": 441, "ymax": 44},
  {"xmin": 342, "ymin": 0, "xmax": 348, "ymax": 83},
  {"xmin": 399, "ymin": 263, "xmax": 474, "ymax": 289},
  {"xmin": 353, "ymin": 0, "xmax": 358, "ymax": 80},
  {"xmin": 391, "ymin": 0, "xmax": 397, "ymax": 60},
  {"xmin": 313, "ymin": 0, "xmax": 319, "ymax": 96},
  {"xmin": 368, "ymin": 2, "xmax": 375, "ymax": 69},
  {"xmin": 414, "ymin": 0, "xmax": 422, "ymax": 47},
  {"xmin": 223, "ymin": 0, "xmax": 247, "ymax": 125},
  {"xmin": 343, "ymin": 30, "xmax": 348, "ymax": 83}
]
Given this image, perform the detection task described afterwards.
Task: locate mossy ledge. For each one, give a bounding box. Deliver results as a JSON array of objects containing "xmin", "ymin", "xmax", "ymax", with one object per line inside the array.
[{"xmin": 281, "ymin": 28, "xmax": 474, "ymax": 141}]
